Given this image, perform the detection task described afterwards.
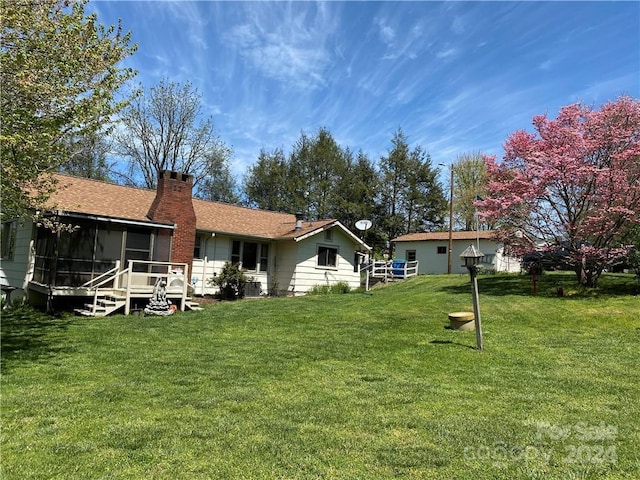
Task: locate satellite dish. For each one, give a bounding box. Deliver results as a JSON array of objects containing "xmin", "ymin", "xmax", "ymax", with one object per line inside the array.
[{"xmin": 355, "ymin": 219, "xmax": 372, "ymax": 231}]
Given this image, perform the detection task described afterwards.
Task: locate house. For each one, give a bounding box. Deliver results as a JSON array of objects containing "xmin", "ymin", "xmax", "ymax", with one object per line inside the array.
[
  {"xmin": 391, "ymin": 230, "xmax": 521, "ymax": 275},
  {"xmin": 0, "ymin": 171, "xmax": 370, "ymax": 314}
]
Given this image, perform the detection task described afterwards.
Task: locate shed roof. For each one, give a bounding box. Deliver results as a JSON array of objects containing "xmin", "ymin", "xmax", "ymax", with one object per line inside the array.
[{"xmin": 392, "ymin": 230, "xmax": 500, "ymax": 242}]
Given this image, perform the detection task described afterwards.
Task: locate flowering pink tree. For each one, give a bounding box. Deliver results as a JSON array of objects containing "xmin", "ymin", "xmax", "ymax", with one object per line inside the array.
[{"xmin": 478, "ymin": 96, "xmax": 640, "ymax": 287}]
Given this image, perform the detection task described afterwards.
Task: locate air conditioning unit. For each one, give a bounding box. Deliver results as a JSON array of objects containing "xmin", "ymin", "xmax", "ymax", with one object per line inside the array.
[{"xmin": 245, "ymin": 281, "xmax": 262, "ymax": 298}]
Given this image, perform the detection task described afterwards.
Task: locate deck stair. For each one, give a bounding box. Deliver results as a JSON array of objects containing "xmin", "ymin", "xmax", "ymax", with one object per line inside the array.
[
  {"xmin": 75, "ymin": 293, "xmax": 203, "ymax": 317},
  {"xmin": 185, "ymin": 297, "xmax": 202, "ymax": 311},
  {"xmin": 75, "ymin": 293, "xmax": 127, "ymax": 317}
]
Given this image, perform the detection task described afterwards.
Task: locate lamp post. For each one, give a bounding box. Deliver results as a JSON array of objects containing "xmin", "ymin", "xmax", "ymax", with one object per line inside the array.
[
  {"xmin": 439, "ymin": 163, "xmax": 454, "ymax": 274},
  {"xmin": 460, "ymin": 244, "xmax": 484, "ymax": 350}
]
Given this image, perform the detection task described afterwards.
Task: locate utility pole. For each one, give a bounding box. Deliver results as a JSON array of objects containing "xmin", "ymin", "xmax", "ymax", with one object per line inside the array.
[
  {"xmin": 447, "ymin": 165, "xmax": 454, "ymax": 275},
  {"xmin": 439, "ymin": 163, "xmax": 455, "ymax": 274}
]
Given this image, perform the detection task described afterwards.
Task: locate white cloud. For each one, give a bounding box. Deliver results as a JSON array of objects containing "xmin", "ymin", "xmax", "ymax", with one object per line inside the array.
[
  {"xmin": 223, "ymin": 3, "xmax": 338, "ymax": 91},
  {"xmin": 436, "ymin": 46, "xmax": 459, "ymax": 60}
]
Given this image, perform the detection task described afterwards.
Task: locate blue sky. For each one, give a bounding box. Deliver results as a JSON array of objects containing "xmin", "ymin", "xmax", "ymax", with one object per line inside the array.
[{"xmin": 90, "ymin": 1, "xmax": 639, "ymax": 184}]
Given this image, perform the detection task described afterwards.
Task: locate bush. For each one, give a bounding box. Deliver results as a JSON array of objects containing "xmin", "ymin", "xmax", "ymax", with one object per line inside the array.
[
  {"xmin": 308, "ymin": 282, "xmax": 351, "ymax": 296},
  {"xmin": 208, "ymin": 262, "xmax": 248, "ymax": 300}
]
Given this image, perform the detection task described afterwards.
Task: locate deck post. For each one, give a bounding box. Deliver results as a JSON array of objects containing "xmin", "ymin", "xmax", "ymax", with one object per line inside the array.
[
  {"xmin": 124, "ymin": 260, "xmax": 133, "ymax": 315},
  {"xmin": 181, "ymin": 263, "xmax": 188, "ymax": 311},
  {"xmin": 113, "ymin": 260, "xmax": 121, "ymax": 289}
]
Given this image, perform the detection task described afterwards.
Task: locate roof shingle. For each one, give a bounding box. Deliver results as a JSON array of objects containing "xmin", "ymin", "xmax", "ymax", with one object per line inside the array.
[{"xmin": 46, "ymin": 174, "xmax": 338, "ymax": 240}]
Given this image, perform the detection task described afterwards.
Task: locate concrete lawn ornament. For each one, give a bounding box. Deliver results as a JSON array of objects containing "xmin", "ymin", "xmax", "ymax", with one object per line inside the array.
[{"xmin": 144, "ymin": 278, "xmax": 174, "ymax": 316}]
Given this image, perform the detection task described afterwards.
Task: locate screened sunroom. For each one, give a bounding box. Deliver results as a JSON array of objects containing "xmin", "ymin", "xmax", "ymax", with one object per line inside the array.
[{"xmin": 31, "ymin": 215, "xmax": 173, "ymax": 288}]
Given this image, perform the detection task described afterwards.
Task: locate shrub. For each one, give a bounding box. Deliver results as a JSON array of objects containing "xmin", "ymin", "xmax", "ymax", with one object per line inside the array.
[
  {"xmin": 308, "ymin": 282, "xmax": 351, "ymax": 295},
  {"xmin": 208, "ymin": 262, "xmax": 248, "ymax": 300}
]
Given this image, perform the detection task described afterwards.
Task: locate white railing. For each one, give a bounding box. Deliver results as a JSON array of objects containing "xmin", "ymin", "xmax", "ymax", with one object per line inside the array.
[
  {"xmin": 82, "ymin": 260, "xmax": 189, "ymax": 315},
  {"xmin": 89, "ymin": 265, "xmax": 131, "ymax": 315},
  {"xmin": 124, "ymin": 260, "xmax": 189, "ymax": 314},
  {"xmin": 81, "ymin": 261, "xmax": 121, "ymax": 289},
  {"xmin": 360, "ymin": 260, "xmax": 419, "ymax": 291}
]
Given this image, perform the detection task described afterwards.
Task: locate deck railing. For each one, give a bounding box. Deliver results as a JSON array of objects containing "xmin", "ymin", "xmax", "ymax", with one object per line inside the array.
[
  {"xmin": 360, "ymin": 260, "xmax": 419, "ymax": 291},
  {"xmin": 83, "ymin": 260, "xmax": 189, "ymax": 315},
  {"xmin": 123, "ymin": 260, "xmax": 189, "ymax": 314}
]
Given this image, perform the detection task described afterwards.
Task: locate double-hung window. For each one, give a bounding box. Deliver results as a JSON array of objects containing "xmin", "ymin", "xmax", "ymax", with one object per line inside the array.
[
  {"xmin": 231, "ymin": 240, "xmax": 269, "ymax": 272},
  {"xmin": 317, "ymin": 245, "xmax": 338, "ymax": 268},
  {"xmin": 1, "ymin": 221, "xmax": 17, "ymax": 260}
]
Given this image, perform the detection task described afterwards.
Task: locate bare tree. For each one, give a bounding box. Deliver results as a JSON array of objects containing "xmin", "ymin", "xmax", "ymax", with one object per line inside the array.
[{"xmin": 114, "ymin": 79, "xmax": 231, "ymax": 188}]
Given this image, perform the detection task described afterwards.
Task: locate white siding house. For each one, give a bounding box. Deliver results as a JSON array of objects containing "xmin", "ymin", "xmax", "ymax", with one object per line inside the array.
[
  {"xmin": 1, "ymin": 173, "xmax": 370, "ymax": 311},
  {"xmin": 392, "ymin": 231, "xmax": 521, "ymax": 275},
  {"xmin": 192, "ymin": 221, "xmax": 364, "ymax": 297},
  {"xmin": 1, "ymin": 218, "xmax": 36, "ymax": 303}
]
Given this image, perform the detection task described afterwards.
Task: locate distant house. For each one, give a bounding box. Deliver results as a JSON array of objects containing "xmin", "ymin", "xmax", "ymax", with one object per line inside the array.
[
  {"xmin": 391, "ymin": 230, "xmax": 521, "ymax": 275},
  {"xmin": 0, "ymin": 171, "xmax": 370, "ymax": 314}
]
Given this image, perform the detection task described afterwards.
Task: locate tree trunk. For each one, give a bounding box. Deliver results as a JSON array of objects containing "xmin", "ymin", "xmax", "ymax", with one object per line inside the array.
[{"xmin": 575, "ymin": 264, "xmax": 602, "ymax": 288}]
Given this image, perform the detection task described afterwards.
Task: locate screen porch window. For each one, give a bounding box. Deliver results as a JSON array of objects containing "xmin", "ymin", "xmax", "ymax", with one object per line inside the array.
[{"xmin": 317, "ymin": 245, "xmax": 338, "ymax": 268}]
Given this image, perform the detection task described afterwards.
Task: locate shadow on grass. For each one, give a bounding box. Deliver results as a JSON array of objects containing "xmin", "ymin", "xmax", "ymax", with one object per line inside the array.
[
  {"xmin": 436, "ymin": 272, "xmax": 639, "ymax": 298},
  {"xmin": 1, "ymin": 305, "xmax": 73, "ymax": 375},
  {"xmin": 429, "ymin": 339, "xmax": 476, "ymax": 350}
]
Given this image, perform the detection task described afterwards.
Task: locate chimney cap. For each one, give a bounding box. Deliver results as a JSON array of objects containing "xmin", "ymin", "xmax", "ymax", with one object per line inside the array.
[{"xmin": 159, "ymin": 170, "xmax": 192, "ymax": 182}]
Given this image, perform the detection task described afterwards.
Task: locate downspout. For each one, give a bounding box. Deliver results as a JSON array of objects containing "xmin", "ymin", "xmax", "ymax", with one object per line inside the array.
[{"xmin": 203, "ymin": 232, "xmax": 216, "ymax": 295}]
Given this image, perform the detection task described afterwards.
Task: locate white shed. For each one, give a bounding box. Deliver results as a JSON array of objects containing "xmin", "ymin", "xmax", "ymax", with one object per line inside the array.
[{"xmin": 392, "ymin": 230, "xmax": 521, "ymax": 275}]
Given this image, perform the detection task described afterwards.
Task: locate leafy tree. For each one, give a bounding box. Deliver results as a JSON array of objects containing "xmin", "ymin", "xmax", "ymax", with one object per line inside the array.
[
  {"xmin": 59, "ymin": 132, "xmax": 113, "ymax": 181},
  {"xmin": 195, "ymin": 152, "xmax": 239, "ymax": 204},
  {"xmin": 452, "ymin": 152, "xmax": 490, "ymax": 231},
  {"xmin": 334, "ymin": 150, "xmax": 383, "ymax": 244},
  {"xmin": 479, "ymin": 96, "xmax": 640, "ymax": 287},
  {"xmin": 403, "ymin": 146, "xmax": 447, "ymax": 233},
  {"xmin": 243, "ymin": 148, "xmax": 290, "ymax": 211},
  {"xmin": 287, "ymin": 127, "xmax": 350, "ymax": 219},
  {"xmin": 243, "ymin": 128, "xmax": 352, "ymax": 219},
  {"xmin": 378, "ymin": 129, "xmax": 446, "ymax": 242},
  {"xmin": 114, "ymin": 79, "xmax": 231, "ymax": 189},
  {"xmin": 1, "ymin": 0, "xmax": 136, "ymax": 220}
]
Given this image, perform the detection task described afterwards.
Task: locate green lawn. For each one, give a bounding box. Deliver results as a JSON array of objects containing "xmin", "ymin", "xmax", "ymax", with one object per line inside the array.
[{"xmin": 2, "ymin": 272, "xmax": 639, "ymax": 479}]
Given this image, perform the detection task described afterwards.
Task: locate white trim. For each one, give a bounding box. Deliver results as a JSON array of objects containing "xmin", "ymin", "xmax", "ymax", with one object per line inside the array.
[
  {"xmin": 294, "ymin": 221, "xmax": 371, "ymax": 250},
  {"xmin": 58, "ymin": 212, "xmax": 175, "ymax": 229}
]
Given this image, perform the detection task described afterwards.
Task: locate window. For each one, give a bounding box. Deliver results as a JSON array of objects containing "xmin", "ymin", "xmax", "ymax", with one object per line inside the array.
[
  {"xmin": 242, "ymin": 242, "xmax": 258, "ymax": 271},
  {"xmin": 260, "ymin": 244, "xmax": 269, "ymax": 272},
  {"xmin": 406, "ymin": 250, "xmax": 416, "ymax": 262},
  {"xmin": 1, "ymin": 221, "xmax": 17, "ymax": 260},
  {"xmin": 317, "ymin": 245, "xmax": 338, "ymax": 268},
  {"xmin": 437, "ymin": 246, "xmax": 447, "ymax": 254},
  {"xmin": 324, "ymin": 229, "xmax": 333, "ymax": 241},
  {"xmin": 480, "ymin": 253, "xmax": 495, "ymax": 265},
  {"xmin": 193, "ymin": 234, "xmax": 204, "ymax": 259},
  {"xmin": 231, "ymin": 240, "xmax": 241, "ymax": 265},
  {"xmin": 230, "ymin": 240, "xmax": 268, "ymax": 272}
]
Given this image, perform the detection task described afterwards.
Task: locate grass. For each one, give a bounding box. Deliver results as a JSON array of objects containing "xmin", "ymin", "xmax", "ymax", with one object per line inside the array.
[{"xmin": 2, "ymin": 272, "xmax": 639, "ymax": 479}]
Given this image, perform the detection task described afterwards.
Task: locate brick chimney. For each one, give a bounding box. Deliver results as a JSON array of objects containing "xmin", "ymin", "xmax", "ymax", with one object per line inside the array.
[{"xmin": 147, "ymin": 170, "xmax": 196, "ymax": 272}]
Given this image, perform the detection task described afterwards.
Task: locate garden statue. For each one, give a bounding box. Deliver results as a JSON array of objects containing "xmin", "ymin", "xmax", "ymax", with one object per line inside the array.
[{"xmin": 144, "ymin": 278, "xmax": 174, "ymax": 316}]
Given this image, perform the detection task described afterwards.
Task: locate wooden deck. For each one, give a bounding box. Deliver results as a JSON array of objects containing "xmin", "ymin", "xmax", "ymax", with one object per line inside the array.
[{"xmin": 30, "ymin": 260, "xmax": 201, "ymax": 316}]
